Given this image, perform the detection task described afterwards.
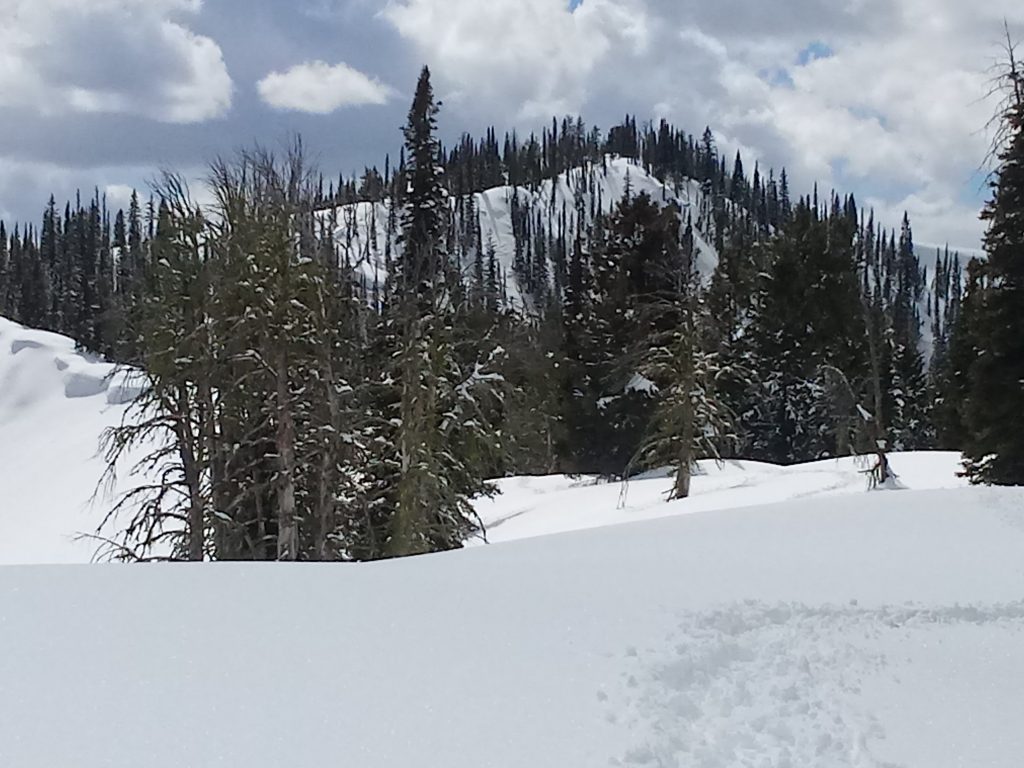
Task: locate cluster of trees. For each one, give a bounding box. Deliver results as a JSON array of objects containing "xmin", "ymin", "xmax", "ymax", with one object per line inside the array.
[
  {"xmin": 940, "ymin": 38, "xmax": 1024, "ymax": 486},
  {"xmin": 0, "ymin": 192, "xmax": 150, "ymax": 360},
  {"xmin": 88, "ymin": 71, "xmax": 508, "ymax": 562},
  {"xmin": 2, "ymin": 55, "xmax": 1022, "ymax": 561}
]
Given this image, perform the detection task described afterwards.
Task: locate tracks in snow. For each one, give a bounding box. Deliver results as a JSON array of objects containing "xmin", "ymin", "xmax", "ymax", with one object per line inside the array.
[{"xmin": 606, "ymin": 601, "xmax": 1024, "ymax": 768}]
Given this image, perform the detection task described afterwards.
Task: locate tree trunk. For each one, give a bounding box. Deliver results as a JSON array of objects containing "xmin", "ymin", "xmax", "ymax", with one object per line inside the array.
[
  {"xmin": 863, "ymin": 301, "xmax": 891, "ymax": 484},
  {"xmin": 314, "ymin": 346, "xmax": 340, "ymax": 560},
  {"xmin": 275, "ymin": 347, "xmax": 299, "ymax": 561},
  {"xmin": 391, "ymin": 332, "xmax": 422, "ymax": 558},
  {"xmin": 175, "ymin": 389, "xmax": 205, "ymax": 562},
  {"xmin": 673, "ymin": 389, "xmax": 695, "ymax": 500}
]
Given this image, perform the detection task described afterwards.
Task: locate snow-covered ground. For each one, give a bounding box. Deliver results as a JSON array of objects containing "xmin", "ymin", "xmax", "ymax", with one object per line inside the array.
[
  {"xmin": 0, "ymin": 316, "xmax": 143, "ymax": 564},
  {"xmin": 3, "ymin": 314, "xmax": 1024, "ymax": 767},
  {"xmin": 1, "ymin": 486, "xmax": 1023, "ymax": 767},
  {"xmin": 475, "ymin": 452, "xmax": 968, "ymax": 544}
]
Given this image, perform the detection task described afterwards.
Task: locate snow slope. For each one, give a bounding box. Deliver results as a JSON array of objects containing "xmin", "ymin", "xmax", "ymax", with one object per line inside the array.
[
  {"xmin": 0, "ymin": 316, "xmax": 143, "ymax": 564},
  {"xmin": 476, "ymin": 452, "xmax": 969, "ymax": 544},
  {"xmin": 323, "ymin": 157, "xmax": 721, "ymax": 308},
  {"xmin": 1, "ymin": 486, "xmax": 1023, "ymax": 767},
  {"xmin": 3, "ymin": 315, "xmax": 1024, "ymax": 766}
]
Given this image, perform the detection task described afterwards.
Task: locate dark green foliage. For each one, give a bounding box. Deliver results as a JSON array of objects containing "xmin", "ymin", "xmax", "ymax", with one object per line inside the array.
[
  {"xmin": 1, "ymin": 74, "xmax": 984, "ymax": 559},
  {"xmin": 960, "ymin": 52, "xmax": 1024, "ymax": 485},
  {"xmin": 745, "ymin": 199, "xmax": 869, "ymax": 464}
]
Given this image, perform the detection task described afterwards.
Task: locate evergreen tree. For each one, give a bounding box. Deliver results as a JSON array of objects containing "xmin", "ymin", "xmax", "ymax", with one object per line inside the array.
[
  {"xmin": 631, "ymin": 207, "xmax": 740, "ymax": 498},
  {"xmin": 962, "ymin": 43, "xmax": 1024, "ymax": 484},
  {"xmin": 97, "ymin": 174, "xmax": 212, "ymax": 561},
  {"xmin": 386, "ymin": 67, "xmax": 500, "ymax": 556},
  {"xmin": 935, "ymin": 258, "xmax": 984, "ymax": 450},
  {"xmin": 747, "ymin": 200, "xmax": 867, "ymax": 463},
  {"xmin": 0, "ymin": 222, "xmax": 8, "ymax": 314}
]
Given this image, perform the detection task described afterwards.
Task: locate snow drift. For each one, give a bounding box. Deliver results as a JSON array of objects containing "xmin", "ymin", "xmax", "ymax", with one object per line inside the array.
[
  {"xmin": 0, "ymin": 315, "xmax": 142, "ymax": 564},
  {"xmin": 1, "ymin": 486, "xmax": 1023, "ymax": 767}
]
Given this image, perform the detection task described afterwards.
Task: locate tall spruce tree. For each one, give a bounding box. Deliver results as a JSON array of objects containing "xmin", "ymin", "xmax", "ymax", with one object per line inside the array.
[
  {"xmin": 386, "ymin": 66, "xmax": 499, "ymax": 556},
  {"xmin": 962, "ymin": 40, "xmax": 1024, "ymax": 484}
]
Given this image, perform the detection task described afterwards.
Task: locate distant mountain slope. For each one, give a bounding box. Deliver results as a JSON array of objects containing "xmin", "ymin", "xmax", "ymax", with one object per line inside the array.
[
  {"xmin": 325, "ymin": 155, "xmax": 959, "ymax": 369},
  {"xmin": 323, "ymin": 157, "xmax": 721, "ymax": 309}
]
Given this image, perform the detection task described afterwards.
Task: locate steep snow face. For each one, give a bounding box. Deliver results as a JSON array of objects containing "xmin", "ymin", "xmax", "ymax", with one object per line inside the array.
[
  {"xmin": 0, "ymin": 316, "xmax": 142, "ymax": 564},
  {"xmin": 1, "ymin": 486, "xmax": 1023, "ymax": 768},
  {"xmin": 322, "ymin": 157, "xmax": 721, "ymax": 309}
]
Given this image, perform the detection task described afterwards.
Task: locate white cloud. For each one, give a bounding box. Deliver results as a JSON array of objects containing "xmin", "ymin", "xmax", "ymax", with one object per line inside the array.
[
  {"xmin": 380, "ymin": 0, "xmax": 1024, "ymax": 250},
  {"xmin": 257, "ymin": 61, "xmax": 396, "ymax": 113},
  {"xmin": 0, "ymin": 0, "xmax": 232, "ymax": 123},
  {"xmin": 381, "ymin": 0, "xmax": 648, "ymax": 119}
]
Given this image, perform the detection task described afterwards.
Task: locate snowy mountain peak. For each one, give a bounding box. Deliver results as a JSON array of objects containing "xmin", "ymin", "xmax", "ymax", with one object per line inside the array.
[{"xmin": 323, "ymin": 156, "xmax": 722, "ymax": 309}]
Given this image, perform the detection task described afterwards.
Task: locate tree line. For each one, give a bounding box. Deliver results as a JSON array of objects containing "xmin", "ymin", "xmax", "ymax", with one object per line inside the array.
[{"xmin": 1, "ymin": 59, "xmax": 1021, "ymax": 561}]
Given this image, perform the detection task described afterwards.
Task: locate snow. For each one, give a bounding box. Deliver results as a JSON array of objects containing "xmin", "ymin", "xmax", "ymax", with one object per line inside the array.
[
  {"xmin": 321, "ymin": 157, "xmax": 721, "ymax": 309},
  {"xmin": 1, "ymin": 486, "xmax": 1023, "ymax": 767},
  {"xmin": 0, "ymin": 316, "xmax": 141, "ymax": 564},
  {"xmin": 4, "ymin": 315, "xmax": 1024, "ymax": 767},
  {"xmin": 475, "ymin": 451, "xmax": 968, "ymax": 544},
  {"xmin": 625, "ymin": 371, "xmax": 659, "ymax": 395}
]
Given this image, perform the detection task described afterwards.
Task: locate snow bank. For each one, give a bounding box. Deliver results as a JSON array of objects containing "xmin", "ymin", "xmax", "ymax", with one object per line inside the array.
[
  {"xmin": 0, "ymin": 316, "xmax": 140, "ymax": 564},
  {"xmin": 1, "ymin": 486, "xmax": 1022, "ymax": 767},
  {"xmin": 476, "ymin": 451, "xmax": 970, "ymax": 544}
]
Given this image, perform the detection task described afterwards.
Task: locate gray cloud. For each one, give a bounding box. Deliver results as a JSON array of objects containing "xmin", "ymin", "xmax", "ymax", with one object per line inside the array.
[
  {"xmin": 0, "ymin": 0, "xmax": 232, "ymax": 123},
  {"xmin": 1, "ymin": 0, "xmax": 1021, "ymax": 253}
]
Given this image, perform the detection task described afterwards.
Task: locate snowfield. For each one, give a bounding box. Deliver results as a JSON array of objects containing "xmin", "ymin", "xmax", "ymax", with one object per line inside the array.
[
  {"xmin": 2, "ymin": 488, "xmax": 1023, "ymax": 767},
  {"xmin": 0, "ymin": 316, "xmax": 143, "ymax": 565},
  {"xmin": 3, "ymin": 315, "xmax": 1024, "ymax": 767},
  {"xmin": 475, "ymin": 451, "xmax": 969, "ymax": 544}
]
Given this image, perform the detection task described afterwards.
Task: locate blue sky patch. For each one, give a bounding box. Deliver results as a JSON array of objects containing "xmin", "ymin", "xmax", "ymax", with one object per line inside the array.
[
  {"xmin": 760, "ymin": 67, "xmax": 795, "ymax": 88},
  {"xmin": 797, "ymin": 41, "xmax": 834, "ymax": 66}
]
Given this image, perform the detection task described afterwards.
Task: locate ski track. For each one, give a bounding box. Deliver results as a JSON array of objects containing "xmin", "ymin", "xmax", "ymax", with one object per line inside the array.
[{"xmin": 607, "ymin": 601, "xmax": 1024, "ymax": 768}]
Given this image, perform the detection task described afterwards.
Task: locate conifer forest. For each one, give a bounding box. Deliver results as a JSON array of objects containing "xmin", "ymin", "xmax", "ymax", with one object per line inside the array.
[{"xmin": 1, "ymin": 57, "xmax": 1022, "ymax": 563}]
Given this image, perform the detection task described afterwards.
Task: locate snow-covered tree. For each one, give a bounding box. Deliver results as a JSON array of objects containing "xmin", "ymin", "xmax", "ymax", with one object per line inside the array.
[{"xmin": 962, "ymin": 36, "xmax": 1024, "ymax": 485}]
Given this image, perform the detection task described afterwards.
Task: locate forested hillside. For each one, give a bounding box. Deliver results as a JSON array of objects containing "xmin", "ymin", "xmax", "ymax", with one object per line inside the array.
[{"xmin": 0, "ymin": 65, "xmax": 1002, "ymax": 562}]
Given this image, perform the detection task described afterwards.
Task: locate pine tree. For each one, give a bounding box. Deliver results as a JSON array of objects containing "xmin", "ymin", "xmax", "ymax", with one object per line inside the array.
[
  {"xmin": 962, "ymin": 40, "xmax": 1024, "ymax": 484},
  {"xmin": 386, "ymin": 67, "xmax": 500, "ymax": 556},
  {"xmin": 0, "ymin": 222, "xmax": 9, "ymax": 316},
  {"xmin": 935, "ymin": 258, "xmax": 984, "ymax": 450},
  {"xmin": 97, "ymin": 174, "xmax": 212, "ymax": 561},
  {"xmin": 747, "ymin": 201, "xmax": 867, "ymax": 463},
  {"xmin": 631, "ymin": 206, "xmax": 740, "ymax": 498}
]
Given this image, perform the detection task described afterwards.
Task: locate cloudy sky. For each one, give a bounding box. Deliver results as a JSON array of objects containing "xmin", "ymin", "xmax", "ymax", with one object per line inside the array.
[{"xmin": 1, "ymin": 0, "xmax": 1022, "ymax": 252}]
